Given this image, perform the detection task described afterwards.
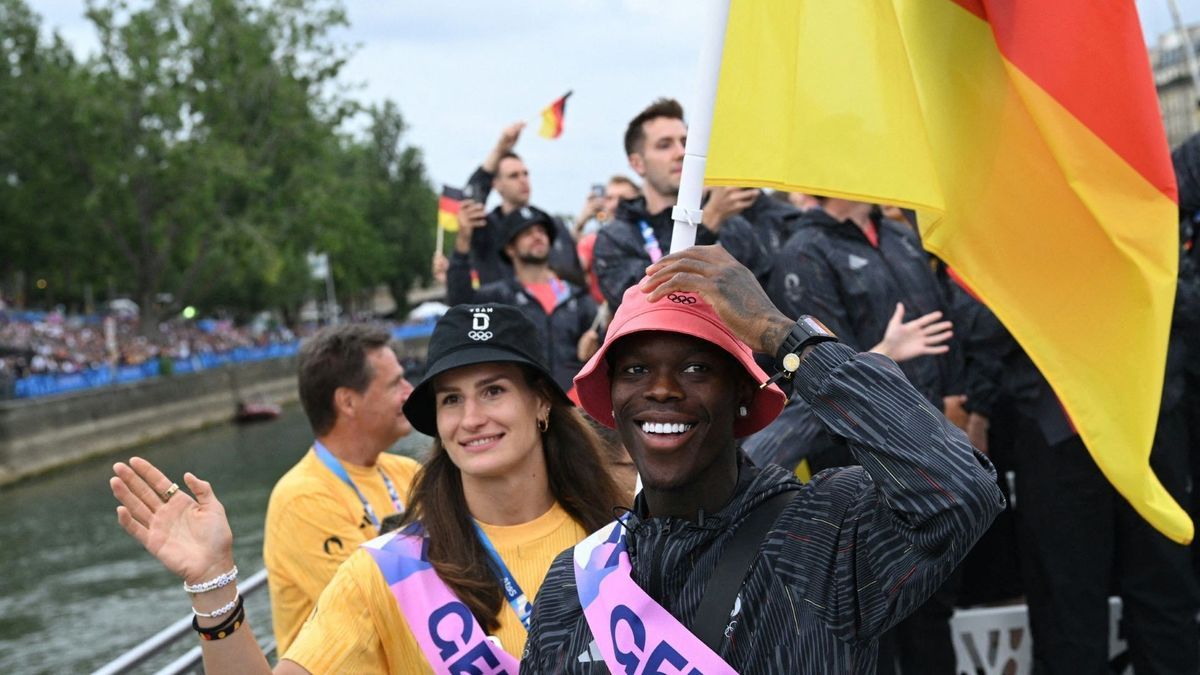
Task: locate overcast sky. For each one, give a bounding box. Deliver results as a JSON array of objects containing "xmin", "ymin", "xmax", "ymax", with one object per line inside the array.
[{"xmin": 27, "ymin": 0, "xmax": 1200, "ymax": 217}]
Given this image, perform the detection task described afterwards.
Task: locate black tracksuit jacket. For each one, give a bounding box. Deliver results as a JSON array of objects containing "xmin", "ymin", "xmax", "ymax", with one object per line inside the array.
[
  {"xmin": 592, "ymin": 197, "xmax": 769, "ymax": 310},
  {"xmin": 463, "ymin": 166, "xmax": 584, "ymax": 287},
  {"xmin": 767, "ymin": 209, "xmax": 963, "ymax": 408},
  {"xmin": 521, "ymin": 343, "xmax": 1004, "ymax": 673}
]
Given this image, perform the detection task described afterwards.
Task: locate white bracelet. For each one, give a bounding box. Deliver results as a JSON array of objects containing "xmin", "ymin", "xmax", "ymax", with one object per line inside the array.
[
  {"xmin": 183, "ymin": 565, "xmax": 238, "ymax": 594},
  {"xmin": 192, "ymin": 592, "xmax": 240, "ymax": 619}
]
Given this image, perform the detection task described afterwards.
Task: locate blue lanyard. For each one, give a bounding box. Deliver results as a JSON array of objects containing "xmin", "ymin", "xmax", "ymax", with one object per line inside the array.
[
  {"xmin": 472, "ymin": 523, "xmax": 533, "ymax": 630},
  {"xmin": 313, "ymin": 441, "xmax": 404, "ymax": 533},
  {"xmin": 638, "ymin": 220, "xmax": 664, "ymax": 263}
]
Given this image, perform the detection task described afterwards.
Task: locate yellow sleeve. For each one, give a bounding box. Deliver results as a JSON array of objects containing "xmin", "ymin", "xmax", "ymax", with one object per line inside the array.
[
  {"xmin": 284, "ymin": 551, "xmax": 429, "ymax": 674},
  {"xmin": 264, "ymin": 489, "xmax": 371, "ymax": 653}
]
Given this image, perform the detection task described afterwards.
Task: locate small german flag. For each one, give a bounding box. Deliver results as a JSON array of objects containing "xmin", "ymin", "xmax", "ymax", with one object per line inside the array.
[
  {"xmin": 538, "ymin": 91, "xmax": 572, "ymax": 139},
  {"xmin": 438, "ymin": 186, "xmax": 465, "ymax": 232}
]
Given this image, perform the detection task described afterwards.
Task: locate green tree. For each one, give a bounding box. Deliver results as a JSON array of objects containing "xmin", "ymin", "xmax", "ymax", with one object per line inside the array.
[
  {"xmin": 0, "ymin": 0, "xmax": 437, "ymax": 324},
  {"xmin": 0, "ymin": 0, "xmax": 108, "ymax": 309},
  {"xmin": 73, "ymin": 0, "xmax": 358, "ymax": 329},
  {"xmin": 340, "ymin": 102, "xmax": 437, "ymax": 318}
]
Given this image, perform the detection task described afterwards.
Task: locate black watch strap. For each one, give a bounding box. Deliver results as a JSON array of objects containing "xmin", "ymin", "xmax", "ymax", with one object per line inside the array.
[{"xmin": 762, "ymin": 316, "xmax": 838, "ymax": 388}]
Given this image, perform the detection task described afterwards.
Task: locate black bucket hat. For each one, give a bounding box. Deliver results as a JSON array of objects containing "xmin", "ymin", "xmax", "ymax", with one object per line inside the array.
[
  {"xmin": 402, "ymin": 303, "xmax": 568, "ymax": 437},
  {"xmin": 498, "ymin": 207, "xmax": 556, "ymax": 261}
]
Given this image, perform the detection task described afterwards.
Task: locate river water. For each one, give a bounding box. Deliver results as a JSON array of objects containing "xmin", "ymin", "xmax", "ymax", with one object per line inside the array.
[{"xmin": 0, "ymin": 405, "xmax": 429, "ymax": 674}]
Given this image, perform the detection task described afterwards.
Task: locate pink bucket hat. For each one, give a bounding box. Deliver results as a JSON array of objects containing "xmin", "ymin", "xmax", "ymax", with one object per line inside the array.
[{"xmin": 574, "ymin": 284, "xmax": 786, "ymax": 437}]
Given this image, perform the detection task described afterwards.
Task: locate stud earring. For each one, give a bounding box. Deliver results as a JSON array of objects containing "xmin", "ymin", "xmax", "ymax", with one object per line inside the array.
[{"xmin": 738, "ymin": 405, "xmax": 748, "ymax": 417}]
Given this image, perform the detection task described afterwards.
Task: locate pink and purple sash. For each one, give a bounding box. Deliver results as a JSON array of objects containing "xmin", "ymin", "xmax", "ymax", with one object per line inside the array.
[
  {"xmin": 363, "ymin": 527, "xmax": 518, "ymax": 674},
  {"xmin": 573, "ymin": 520, "xmax": 736, "ymax": 674}
]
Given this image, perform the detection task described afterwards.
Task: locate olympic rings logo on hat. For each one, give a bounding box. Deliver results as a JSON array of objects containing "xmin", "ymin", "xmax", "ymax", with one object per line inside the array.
[
  {"xmin": 468, "ymin": 330, "xmax": 493, "ymax": 341},
  {"xmin": 668, "ymin": 293, "xmax": 697, "ymax": 305}
]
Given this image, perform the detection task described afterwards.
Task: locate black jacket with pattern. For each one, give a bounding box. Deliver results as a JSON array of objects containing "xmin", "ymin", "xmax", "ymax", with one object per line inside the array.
[
  {"xmin": 767, "ymin": 209, "xmax": 964, "ymax": 408},
  {"xmin": 738, "ymin": 192, "xmax": 807, "ymax": 286},
  {"xmin": 592, "ymin": 197, "xmax": 769, "ymax": 310},
  {"xmin": 521, "ymin": 343, "xmax": 1004, "ymax": 673}
]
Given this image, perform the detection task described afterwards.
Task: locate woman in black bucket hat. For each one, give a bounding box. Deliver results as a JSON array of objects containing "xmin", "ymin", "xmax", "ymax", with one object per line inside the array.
[{"xmin": 109, "ymin": 303, "xmax": 626, "ymax": 673}]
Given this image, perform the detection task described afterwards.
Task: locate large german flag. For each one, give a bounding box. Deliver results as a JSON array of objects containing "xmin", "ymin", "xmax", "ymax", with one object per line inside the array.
[
  {"xmin": 708, "ymin": 1, "xmax": 1190, "ymax": 542},
  {"xmin": 539, "ymin": 91, "xmax": 572, "ymax": 139}
]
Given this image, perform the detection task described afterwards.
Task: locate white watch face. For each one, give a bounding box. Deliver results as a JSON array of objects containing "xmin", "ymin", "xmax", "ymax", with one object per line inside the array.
[{"xmin": 782, "ymin": 352, "xmax": 802, "ymax": 372}]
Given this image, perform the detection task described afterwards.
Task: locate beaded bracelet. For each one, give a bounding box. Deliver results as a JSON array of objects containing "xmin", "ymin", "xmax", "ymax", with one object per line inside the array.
[
  {"xmin": 183, "ymin": 565, "xmax": 238, "ymax": 595},
  {"xmin": 192, "ymin": 592, "xmax": 240, "ymax": 619},
  {"xmin": 193, "ymin": 595, "xmax": 246, "ymax": 641}
]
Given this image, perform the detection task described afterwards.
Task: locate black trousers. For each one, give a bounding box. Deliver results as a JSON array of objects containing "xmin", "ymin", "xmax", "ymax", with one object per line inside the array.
[{"xmin": 1014, "ymin": 407, "xmax": 1199, "ymax": 675}]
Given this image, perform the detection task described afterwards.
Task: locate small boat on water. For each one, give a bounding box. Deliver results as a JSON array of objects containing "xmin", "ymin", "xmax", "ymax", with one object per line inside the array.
[{"xmin": 235, "ymin": 401, "xmax": 282, "ymax": 423}]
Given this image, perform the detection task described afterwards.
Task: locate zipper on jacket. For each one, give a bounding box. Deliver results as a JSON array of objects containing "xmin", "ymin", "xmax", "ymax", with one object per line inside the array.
[{"xmin": 644, "ymin": 520, "xmax": 671, "ymax": 603}]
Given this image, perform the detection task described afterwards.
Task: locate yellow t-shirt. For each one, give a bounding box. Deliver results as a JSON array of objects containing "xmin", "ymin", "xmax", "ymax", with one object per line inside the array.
[
  {"xmin": 284, "ymin": 502, "xmax": 586, "ymax": 674},
  {"xmin": 263, "ymin": 447, "xmax": 422, "ymax": 655}
]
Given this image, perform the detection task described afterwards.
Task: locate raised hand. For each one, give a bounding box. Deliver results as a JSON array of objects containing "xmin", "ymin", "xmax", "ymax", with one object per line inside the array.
[
  {"xmin": 110, "ymin": 457, "xmax": 234, "ymax": 585},
  {"xmin": 432, "ymin": 252, "xmax": 449, "ymax": 283},
  {"xmin": 871, "ymin": 303, "xmax": 953, "ymax": 362},
  {"xmin": 454, "ymin": 200, "xmax": 489, "ymax": 254},
  {"xmin": 641, "ymin": 244, "xmax": 793, "ymax": 355},
  {"xmin": 481, "ymin": 121, "xmax": 527, "ymax": 174},
  {"xmin": 496, "ymin": 121, "xmax": 525, "ymax": 154},
  {"xmin": 575, "ymin": 192, "xmax": 604, "ymax": 235},
  {"xmin": 701, "ymin": 187, "xmax": 759, "ymax": 232},
  {"xmin": 458, "ymin": 200, "xmax": 487, "ymax": 232}
]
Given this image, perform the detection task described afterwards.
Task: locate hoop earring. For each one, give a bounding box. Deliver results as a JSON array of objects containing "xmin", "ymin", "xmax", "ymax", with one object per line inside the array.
[{"xmin": 537, "ymin": 416, "xmax": 549, "ymax": 433}]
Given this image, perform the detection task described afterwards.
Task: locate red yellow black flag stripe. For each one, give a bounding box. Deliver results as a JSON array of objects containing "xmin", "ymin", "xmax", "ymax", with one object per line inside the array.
[
  {"xmin": 539, "ymin": 91, "xmax": 572, "ymax": 139},
  {"xmin": 708, "ymin": 0, "xmax": 1189, "ymax": 542},
  {"xmin": 438, "ymin": 186, "xmax": 465, "ymax": 233}
]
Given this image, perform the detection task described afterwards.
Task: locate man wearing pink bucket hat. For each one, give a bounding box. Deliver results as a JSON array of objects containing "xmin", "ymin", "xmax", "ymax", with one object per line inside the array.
[{"xmin": 521, "ymin": 246, "xmax": 1004, "ymax": 674}]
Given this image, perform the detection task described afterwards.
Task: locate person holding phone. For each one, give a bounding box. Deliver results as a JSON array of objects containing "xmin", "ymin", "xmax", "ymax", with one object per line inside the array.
[
  {"xmin": 460, "ymin": 122, "xmax": 584, "ymax": 287},
  {"xmin": 575, "ymin": 176, "xmax": 642, "ymax": 311},
  {"xmin": 574, "ymin": 177, "xmax": 641, "ymax": 239},
  {"xmin": 446, "ymin": 208, "xmax": 599, "ymax": 396}
]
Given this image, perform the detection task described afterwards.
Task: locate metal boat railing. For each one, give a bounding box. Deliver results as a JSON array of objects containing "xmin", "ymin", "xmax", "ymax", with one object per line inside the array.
[
  {"xmin": 92, "ymin": 568, "xmax": 274, "ymax": 675},
  {"xmin": 93, "ymin": 566, "xmax": 1133, "ymax": 674}
]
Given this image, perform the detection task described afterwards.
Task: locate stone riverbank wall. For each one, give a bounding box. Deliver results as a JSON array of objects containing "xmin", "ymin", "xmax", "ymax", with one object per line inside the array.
[{"xmin": 0, "ymin": 336, "xmax": 430, "ymax": 486}]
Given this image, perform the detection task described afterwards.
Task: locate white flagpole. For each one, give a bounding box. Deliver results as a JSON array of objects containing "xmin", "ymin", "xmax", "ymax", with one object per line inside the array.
[{"xmin": 669, "ymin": 0, "xmax": 733, "ymax": 254}]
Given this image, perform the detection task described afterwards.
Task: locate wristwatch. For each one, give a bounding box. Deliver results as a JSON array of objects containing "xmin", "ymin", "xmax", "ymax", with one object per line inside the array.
[{"xmin": 763, "ymin": 316, "xmax": 838, "ymax": 387}]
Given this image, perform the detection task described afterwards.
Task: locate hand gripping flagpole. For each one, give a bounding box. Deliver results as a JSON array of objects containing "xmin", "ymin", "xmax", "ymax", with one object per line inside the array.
[{"xmin": 669, "ymin": 0, "xmax": 733, "ymax": 254}]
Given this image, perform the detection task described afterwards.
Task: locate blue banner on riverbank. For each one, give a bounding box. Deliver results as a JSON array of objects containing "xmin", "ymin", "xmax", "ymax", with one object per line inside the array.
[{"xmin": 12, "ymin": 321, "xmax": 436, "ymax": 400}]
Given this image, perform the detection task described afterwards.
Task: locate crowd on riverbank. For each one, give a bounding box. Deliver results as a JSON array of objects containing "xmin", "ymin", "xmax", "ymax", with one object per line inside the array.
[
  {"xmin": 0, "ymin": 310, "xmax": 310, "ymax": 399},
  {"xmin": 0, "ymin": 305, "xmax": 443, "ymax": 400},
  {"xmin": 0, "ymin": 312, "xmax": 298, "ymax": 376}
]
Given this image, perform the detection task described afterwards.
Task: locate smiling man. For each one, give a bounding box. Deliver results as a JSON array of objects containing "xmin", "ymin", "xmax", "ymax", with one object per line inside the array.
[
  {"xmin": 521, "ymin": 246, "xmax": 1004, "ymax": 673},
  {"xmin": 262, "ymin": 324, "xmax": 421, "ymax": 654},
  {"xmin": 591, "ymin": 99, "xmax": 768, "ymax": 310}
]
